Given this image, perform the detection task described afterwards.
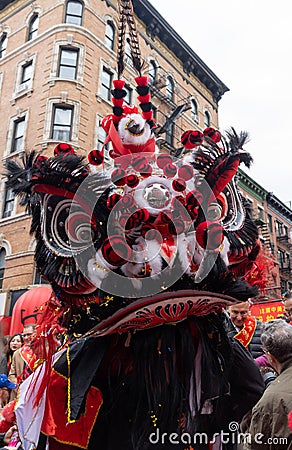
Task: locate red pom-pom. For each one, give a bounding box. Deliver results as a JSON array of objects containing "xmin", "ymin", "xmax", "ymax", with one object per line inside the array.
[
  {"xmin": 88, "ymin": 150, "xmax": 104, "ymax": 166},
  {"xmin": 131, "ymin": 208, "xmax": 150, "ymax": 224},
  {"xmin": 141, "ymin": 225, "xmax": 161, "ymax": 241},
  {"xmin": 54, "ymin": 143, "xmax": 75, "ymax": 156},
  {"xmin": 121, "ymin": 193, "xmax": 136, "ymax": 209},
  {"xmin": 163, "ymin": 163, "xmax": 177, "ymax": 178},
  {"xmin": 203, "ymin": 127, "xmax": 221, "ymax": 143},
  {"xmin": 172, "ymin": 178, "xmax": 186, "ymax": 192},
  {"xmin": 101, "ymin": 235, "xmax": 132, "ymax": 266},
  {"xmin": 111, "ymin": 168, "xmax": 126, "ymax": 186},
  {"xmin": 140, "ymin": 164, "xmax": 152, "ymax": 177},
  {"xmin": 135, "ymin": 76, "xmax": 149, "ymax": 86},
  {"xmin": 119, "ymin": 213, "xmax": 130, "ymax": 228},
  {"xmin": 34, "ymin": 155, "xmax": 48, "ymax": 169},
  {"xmin": 106, "ymin": 193, "xmax": 122, "ymax": 210},
  {"xmin": 186, "ymin": 190, "xmax": 203, "ymax": 207},
  {"xmin": 178, "ymin": 164, "xmax": 194, "ymax": 181},
  {"xmin": 196, "ymin": 221, "xmax": 224, "ymax": 250},
  {"xmin": 113, "ymin": 79, "xmax": 125, "ymax": 89},
  {"xmin": 132, "ymin": 154, "xmax": 148, "ymax": 171},
  {"xmin": 157, "ymin": 211, "xmax": 172, "ymax": 224},
  {"xmin": 126, "ymin": 174, "xmax": 139, "ymax": 188},
  {"xmin": 181, "ymin": 130, "xmax": 204, "ymax": 149},
  {"xmin": 156, "ymin": 154, "xmax": 172, "ymax": 169}
]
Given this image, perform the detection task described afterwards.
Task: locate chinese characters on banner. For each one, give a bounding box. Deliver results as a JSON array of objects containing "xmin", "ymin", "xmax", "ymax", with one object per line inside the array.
[{"xmin": 250, "ymin": 301, "xmax": 285, "ymax": 323}]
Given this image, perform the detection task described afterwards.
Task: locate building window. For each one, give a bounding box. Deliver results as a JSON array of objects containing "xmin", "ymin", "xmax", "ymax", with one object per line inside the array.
[
  {"xmin": 19, "ymin": 61, "xmax": 33, "ymax": 91},
  {"xmin": 58, "ymin": 48, "xmax": 79, "ymax": 79},
  {"xmin": 105, "ymin": 21, "xmax": 115, "ymax": 50},
  {"xmin": 65, "ymin": 0, "xmax": 83, "ymax": 25},
  {"xmin": 204, "ymin": 111, "xmax": 210, "ymax": 127},
  {"xmin": 165, "ymin": 122, "xmax": 174, "ymax": 146},
  {"xmin": 125, "ymin": 37, "xmax": 133, "ymax": 66},
  {"xmin": 257, "ymin": 207, "xmax": 264, "ymax": 221},
  {"xmin": 148, "ymin": 60, "xmax": 157, "ymax": 84},
  {"xmin": 267, "ymin": 213, "xmax": 273, "ymax": 233},
  {"xmin": 11, "ymin": 117, "xmax": 25, "ymax": 154},
  {"xmin": 101, "ymin": 68, "xmax": 113, "ymax": 101},
  {"xmin": 28, "ymin": 15, "xmax": 39, "ymax": 41},
  {"xmin": 0, "ymin": 248, "xmax": 6, "ymax": 289},
  {"xmin": 123, "ymin": 85, "xmax": 132, "ymax": 105},
  {"xmin": 276, "ymin": 220, "xmax": 283, "ymax": 237},
  {"xmin": 166, "ymin": 76, "xmax": 174, "ymax": 101},
  {"xmin": 2, "ymin": 186, "xmax": 15, "ymax": 219},
  {"xmin": 51, "ymin": 106, "xmax": 73, "ymax": 141},
  {"xmin": 0, "ymin": 34, "xmax": 7, "ymax": 59}
]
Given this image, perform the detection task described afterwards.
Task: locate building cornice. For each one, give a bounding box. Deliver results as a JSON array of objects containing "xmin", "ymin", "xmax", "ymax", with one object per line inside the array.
[
  {"xmin": 237, "ymin": 169, "xmax": 267, "ymax": 201},
  {"xmin": 266, "ymin": 193, "xmax": 292, "ymax": 223}
]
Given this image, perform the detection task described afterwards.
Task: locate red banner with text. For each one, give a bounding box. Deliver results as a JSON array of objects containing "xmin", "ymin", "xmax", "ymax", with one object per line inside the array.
[{"xmin": 250, "ymin": 301, "xmax": 285, "ymax": 322}]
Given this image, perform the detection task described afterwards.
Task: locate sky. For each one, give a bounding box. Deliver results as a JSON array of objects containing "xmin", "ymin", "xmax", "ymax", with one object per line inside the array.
[{"xmin": 150, "ymin": 0, "xmax": 292, "ymax": 206}]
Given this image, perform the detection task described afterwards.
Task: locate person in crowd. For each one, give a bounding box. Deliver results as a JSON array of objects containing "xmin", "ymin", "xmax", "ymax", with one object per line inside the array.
[
  {"xmin": 242, "ymin": 319, "xmax": 292, "ymax": 449},
  {"xmin": 0, "ymin": 375, "xmax": 16, "ymax": 409},
  {"xmin": 8, "ymin": 324, "xmax": 36, "ymax": 399},
  {"xmin": 283, "ymin": 291, "xmax": 292, "ymax": 324},
  {"xmin": 0, "ymin": 424, "xmax": 18, "ymax": 449},
  {"xmin": 0, "ymin": 337, "xmax": 10, "ymax": 375},
  {"xmin": 6, "ymin": 334, "xmax": 23, "ymax": 375},
  {"xmin": 226, "ymin": 301, "xmax": 263, "ymax": 358}
]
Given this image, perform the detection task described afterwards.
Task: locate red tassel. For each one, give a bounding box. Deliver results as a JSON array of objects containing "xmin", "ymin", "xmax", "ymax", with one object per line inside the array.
[
  {"xmin": 113, "ymin": 79, "xmax": 125, "ymax": 89},
  {"xmin": 112, "ymin": 98, "xmax": 124, "ymax": 108},
  {"xmin": 137, "ymin": 94, "xmax": 151, "ymax": 103},
  {"xmin": 135, "ymin": 76, "xmax": 149, "ymax": 86}
]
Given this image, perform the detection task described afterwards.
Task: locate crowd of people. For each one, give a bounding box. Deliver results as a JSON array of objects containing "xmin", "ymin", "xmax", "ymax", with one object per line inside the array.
[{"xmin": 0, "ymin": 296, "xmax": 291, "ymax": 449}]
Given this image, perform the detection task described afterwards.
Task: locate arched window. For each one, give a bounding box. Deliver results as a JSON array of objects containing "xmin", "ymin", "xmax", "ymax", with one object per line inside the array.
[
  {"xmin": 148, "ymin": 60, "xmax": 157, "ymax": 84},
  {"xmin": 28, "ymin": 15, "xmax": 39, "ymax": 41},
  {"xmin": 204, "ymin": 111, "xmax": 210, "ymax": 128},
  {"xmin": 65, "ymin": 0, "xmax": 84, "ymax": 25},
  {"xmin": 105, "ymin": 21, "xmax": 115, "ymax": 50},
  {"xmin": 0, "ymin": 248, "xmax": 6, "ymax": 289},
  {"xmin": 191, "ymin": 99, "xmax": 197, "ymax": 117},
  {"xmin": 166, "ymin": 76, "xmax": 174, "ymax": 101},
  {"xmin": 0, "ymin": 34, "xmax": 7, "ymax": 59}
]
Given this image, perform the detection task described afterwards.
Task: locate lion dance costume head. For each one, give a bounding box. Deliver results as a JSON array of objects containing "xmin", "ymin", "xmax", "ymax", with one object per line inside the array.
[{"xmin": 6, "ymin": 1, "xmax": 264, "ymax": 449}]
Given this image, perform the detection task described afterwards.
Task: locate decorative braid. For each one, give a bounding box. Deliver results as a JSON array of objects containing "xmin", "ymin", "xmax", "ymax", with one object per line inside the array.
[
  {"xmin": 117, "ymin": 1, "xmax": 127, "ymax": 78},
  {"xmin": 118, "ymin": 0, "xmax": 144, "ymax": 78}
]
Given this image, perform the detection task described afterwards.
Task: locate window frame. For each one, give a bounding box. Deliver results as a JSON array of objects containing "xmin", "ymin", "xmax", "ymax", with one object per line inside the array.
[
  {"xmin": 204, "ymin": 111, "xmax": 211, "ymax": 128},
  {"xmin": 2, "ymin": 185, "xmax": 15, "ymax": 220},
  {"xmin": 51, "ymin": 105, "xmax": 74, "ymax": 142},
  {"xmin": 11, "ymin": 117, "xmax": 26, "ymax": 154},
  {"xmin": 0, "ymin": 33, "xmax": 7, "ymax": 59},
  {"xmin": 105, "ymin": 21, "xmax": 115, "ymax": 50},
  {"xmin": 101, "ymin": 67, "xmax": 113, "ymax": 102},
  {"xmin": 58, "ymin": 47, "xmax": 79, "ymax": 80},
  {"xmin": 27, "ymin": 14, "xmax": 39, "ymax": 41},
  {"xmin": 0, "ymin": 248, "xmax": 6, "ymax": 289},
  {"xmin": 65, "ymin": 0, "xmax": 84, "ymax": 26},
  {"xmin": 166, "ymin": 76, "xmax": 174, "ymax": 101}
]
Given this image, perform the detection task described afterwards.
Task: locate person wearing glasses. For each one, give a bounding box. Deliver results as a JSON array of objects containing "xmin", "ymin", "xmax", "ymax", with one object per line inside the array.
[
  {"xmin": 241, "ymin": 319, "xmax": 292, "ymax": 449},
  {"xmin": 226, "ymin": 301, "xmax": 264, "ymax": 358},
  {"xmin": 8, "ymin": 324, "xmax": 36, "ymax": 400}
]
